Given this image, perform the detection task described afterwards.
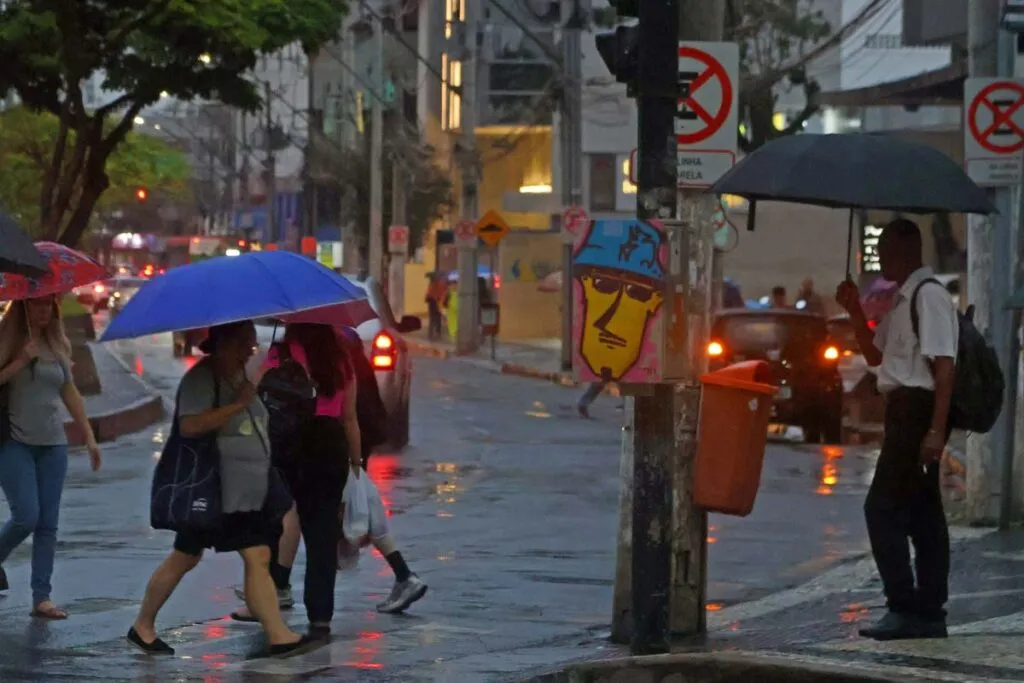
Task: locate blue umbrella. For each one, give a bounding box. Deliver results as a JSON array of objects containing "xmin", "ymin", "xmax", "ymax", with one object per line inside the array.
[{"xmin": 101, "ymin": 251, "xmax": 368, "ymax": 342}]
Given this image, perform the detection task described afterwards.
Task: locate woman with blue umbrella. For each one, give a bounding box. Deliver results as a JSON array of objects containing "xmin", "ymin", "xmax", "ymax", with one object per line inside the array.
[{"xmin": 108, "ymin": 251, "xmax": 372, "ymax": 657}]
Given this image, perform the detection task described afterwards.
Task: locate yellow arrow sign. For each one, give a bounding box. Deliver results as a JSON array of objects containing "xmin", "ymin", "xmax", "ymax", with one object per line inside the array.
[{"xmin": 475, "ymin": 209, "xmax": 510, "ymax": 247}]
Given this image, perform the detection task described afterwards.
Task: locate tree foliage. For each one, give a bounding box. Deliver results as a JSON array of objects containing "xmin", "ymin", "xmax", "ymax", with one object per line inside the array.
[
  {"xmin": 0, "ymin": 106, "xmax": 190, "ymax": 236},
  {"xmin": 726, "ymin": 0, "xmax": 831, "ymax": 152},
  {"xmin": 0, "ymin": 0, "xmax": 347, "ymax": 246}
]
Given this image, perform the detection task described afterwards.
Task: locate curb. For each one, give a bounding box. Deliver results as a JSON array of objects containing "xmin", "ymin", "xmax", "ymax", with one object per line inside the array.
[
  {"xmin": 408, "ymin": 340, "xmax": 623, "ymax": 396},
  {"xmin": 64, "ymin": 344, "xmax": 166, "ymax": 447},
  {"xmin": 519, "ymin": 651, "xmax": 950, "ymax": 683}
]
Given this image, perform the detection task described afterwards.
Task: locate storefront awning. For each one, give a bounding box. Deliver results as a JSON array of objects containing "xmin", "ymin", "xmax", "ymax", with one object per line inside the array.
[{"xmin": 814, "ymin": 62, "xmax": 966, "ymax": 108}]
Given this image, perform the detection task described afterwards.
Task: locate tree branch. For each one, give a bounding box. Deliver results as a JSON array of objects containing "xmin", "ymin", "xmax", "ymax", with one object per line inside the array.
[
  {"xmin": 40, "ymin": 100, "xmax": 72, "ymax": 227},
  {"xmin": 96, "ymin": 93, "xmax": 136, "ymax": 120},
  {"xmin": 101, "ymin": 101, "xmax": 147, "ymax": 157},
  {"xmin": 104, "ymin": 0, "xmax": 173, "ymax": 52}
]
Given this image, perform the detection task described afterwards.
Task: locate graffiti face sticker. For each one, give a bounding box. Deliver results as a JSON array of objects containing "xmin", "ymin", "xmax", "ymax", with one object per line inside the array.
[{"xmin": 573, "ymin": 219, "xmax": 666, "ymax": 382}]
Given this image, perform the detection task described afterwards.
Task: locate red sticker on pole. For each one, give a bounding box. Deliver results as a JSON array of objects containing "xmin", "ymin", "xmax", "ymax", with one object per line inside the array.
[
  {"xmin": 454, "ymin": 219, "xmax": 477, "ymax": 246},
  {"xmin": 562, "ymin": 206, "xmax": 590, "ymax": 240}
]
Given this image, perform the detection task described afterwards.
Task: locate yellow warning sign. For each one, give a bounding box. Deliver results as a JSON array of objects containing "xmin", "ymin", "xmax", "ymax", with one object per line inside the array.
[{"xmin": 475, "ymin": 209, "xmax": 510, "ymax": 247}]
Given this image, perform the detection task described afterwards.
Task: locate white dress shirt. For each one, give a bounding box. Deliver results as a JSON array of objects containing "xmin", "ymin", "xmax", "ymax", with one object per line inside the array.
[{"xmin": 872, "ymin": 267, "xmax": 958, "ymax": 394}]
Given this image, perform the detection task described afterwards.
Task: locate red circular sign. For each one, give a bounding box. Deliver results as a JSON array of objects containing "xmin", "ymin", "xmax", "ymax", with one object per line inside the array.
[
  {"xmin": 455, "ymin": 219, "xmax": 476, "ymax": 241},
  {"xmin": 676, "ymin": 46, "xmax": 733, "ymax": 146},
  {"xmin": 968, "ymin": 81, "xmax": 1024, "ymax": 155},
  {"xmin": 562, "ymin": 206, "xmax": 589, "ymax": 235},
  {"xmin": 388, "ymin": 225, "xmax": 409, "ymax": 244}
]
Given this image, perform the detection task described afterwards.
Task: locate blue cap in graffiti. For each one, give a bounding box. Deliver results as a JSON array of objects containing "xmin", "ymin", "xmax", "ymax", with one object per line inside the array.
[{"xmin": 573, "ymin": 219, "xmax": 665, "ymax": 281}]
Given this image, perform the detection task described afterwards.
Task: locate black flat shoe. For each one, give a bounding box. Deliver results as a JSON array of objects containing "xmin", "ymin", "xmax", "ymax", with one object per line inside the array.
[
  {"xmin": 126, "ymin": 627, "xmax": 175, "ymax": 655},
  {"xmin": 858, "ymin": 611, "xmax": 924, "ymax": 641},
  {"xmin": 268, "ymin": 633, "xmax": 322, "ymax": 659},
  {"xmin": 0, "ymin": 566, "xmax": 8, "ymax": 591}
]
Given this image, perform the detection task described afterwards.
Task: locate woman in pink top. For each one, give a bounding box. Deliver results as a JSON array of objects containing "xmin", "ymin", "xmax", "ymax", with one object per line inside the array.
[{"xmin": 232, "ymin": 323, "xmax": 360, "ymax": 639}]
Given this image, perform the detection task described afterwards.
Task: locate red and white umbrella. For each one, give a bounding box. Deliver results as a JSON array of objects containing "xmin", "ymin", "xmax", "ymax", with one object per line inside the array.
[{"xmin": 0, "ymin": 242, "xmax": 109, "ymax": 302}]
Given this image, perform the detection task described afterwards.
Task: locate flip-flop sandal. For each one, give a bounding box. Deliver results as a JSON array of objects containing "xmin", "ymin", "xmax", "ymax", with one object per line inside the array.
[
  {"xmin": 30, "ymin": 604, "xmax": 68, "ymax": 620},
  {"xmin": 230, "ymin": 610, "xmax": 260, "ymax": 623}
]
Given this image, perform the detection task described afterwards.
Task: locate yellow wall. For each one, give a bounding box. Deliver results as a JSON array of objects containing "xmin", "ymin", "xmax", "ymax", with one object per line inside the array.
[
  {"xmin": 478, "ymin": 129, "xmax": 552, "ymax": 230},
  {"xmin": 497, "ymin": 230, "xmax": 562, "ymax": 340},
  {"xmin": 404, "ymin": 261, "xmax": 431, "ymax": 317}
]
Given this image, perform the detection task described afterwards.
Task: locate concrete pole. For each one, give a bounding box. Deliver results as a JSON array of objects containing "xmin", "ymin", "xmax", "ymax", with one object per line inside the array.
[
  {"xmin": 559, "ymin": 0, "xmax": 584, "ymax": 372},
  {"xmin": 456, "ymin": 1, "xmax": 480, "ymax": 355},
  {"xmin": 264, "ymin": 81, "xmax": 277, "ymax": 244},
  {"xmin": 669, "ymin": 0, "xmax": 725, "ymax": 636},
  {"xmin": 369, "ymin": 18, "xmax": 386, "ymax": 282},
  {"xmin": 390, "ymin": 131, "xmax": 407, "ymax": 316},
  {"xmin": 966, "ymin": 0, "xmax": 1014, "ymax": 525}
]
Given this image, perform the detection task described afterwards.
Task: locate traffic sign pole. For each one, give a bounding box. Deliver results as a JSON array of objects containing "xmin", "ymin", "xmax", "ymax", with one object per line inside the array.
[
  {"xmin": 561, "ymin": 206, "xmax": 589, "ymax": 373},
  {"xmin": 964, "ymin": 2, "xmax": 1019, "ymax": 529}
]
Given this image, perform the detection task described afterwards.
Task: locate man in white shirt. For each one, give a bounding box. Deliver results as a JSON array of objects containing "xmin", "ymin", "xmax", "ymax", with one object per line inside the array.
[{"xmin": 836, "ymin": 218, "xmax": 958, "ymax": 642}]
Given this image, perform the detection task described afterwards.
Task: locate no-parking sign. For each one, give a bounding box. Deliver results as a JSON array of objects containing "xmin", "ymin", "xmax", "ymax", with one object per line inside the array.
[
  {"xmin": 964, "ymin": 77, "xmax": 1024, "ymax": 187},
  {"xmin": 675, "ymin": 41, "xmax": 739, "ymax": 189}
]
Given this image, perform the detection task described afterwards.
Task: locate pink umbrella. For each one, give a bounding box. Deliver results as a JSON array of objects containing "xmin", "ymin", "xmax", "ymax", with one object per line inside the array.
[
  {"xmin": 275, "ymin": 298, "xmax": 377, "ymax": 328},
  {"xmin": 538, "ymin": 270, "xmax": 562, "ymax": 293}
]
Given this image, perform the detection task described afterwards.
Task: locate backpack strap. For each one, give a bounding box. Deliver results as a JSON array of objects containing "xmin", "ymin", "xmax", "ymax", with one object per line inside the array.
[{"xmin": 909, "ymin": 277, "xmax": 944, "ymax": 341}]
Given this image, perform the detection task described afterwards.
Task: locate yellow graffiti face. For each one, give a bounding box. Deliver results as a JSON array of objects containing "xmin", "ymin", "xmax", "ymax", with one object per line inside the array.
[{"xmin": 578, "ymin": 270, "xmax": 663, "ymax": 380}]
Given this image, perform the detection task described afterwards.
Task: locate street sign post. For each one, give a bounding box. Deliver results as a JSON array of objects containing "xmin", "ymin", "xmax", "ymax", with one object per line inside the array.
[
  {"xmin": 387, "ymin": 224, "xmax": 410, "ymax": 254},
  {"xmin": 475, "ymin": 209, "xmax": 510, "ymax": 247},
  {"xmin": 964, "ymin": 77, "xmax": 1024, "ymax": 186},
  {"xmin": 454, "ymin": 219, "xmax": 477, "ymax": 247},
  {"xmin": 562, "ymin": 206, "xmax": 590, "ymax": 242},
  {"xmin": 675, "ymin": 42, "xmax": 739, "ymax": 189}
]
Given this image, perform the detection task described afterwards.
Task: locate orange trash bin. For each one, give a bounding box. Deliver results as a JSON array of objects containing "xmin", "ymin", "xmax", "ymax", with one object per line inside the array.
[{"xmin": 694, "ymin": 360, "xmax": 777, "ymax": 517}]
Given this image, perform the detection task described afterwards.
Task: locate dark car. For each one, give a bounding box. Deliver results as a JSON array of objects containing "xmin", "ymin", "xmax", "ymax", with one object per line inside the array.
[{"xmin": 708, "ymin": 309, "xmax": 843, "ymax": 444}]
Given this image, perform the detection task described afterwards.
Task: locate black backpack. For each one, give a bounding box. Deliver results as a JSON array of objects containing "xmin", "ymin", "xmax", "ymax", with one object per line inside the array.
[
  {"xmin": 258, "ymin": 342, "xmax": 317, "ymax": 462},
  {"xmin": 911, "ymin": 278, "xmax": 1004, "ymax": 433}
]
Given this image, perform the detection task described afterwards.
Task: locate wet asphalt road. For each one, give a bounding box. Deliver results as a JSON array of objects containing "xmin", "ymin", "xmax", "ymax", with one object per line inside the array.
[{"xmin": 0, "ymin": 332, "xmax": 877, "ymax": 681}]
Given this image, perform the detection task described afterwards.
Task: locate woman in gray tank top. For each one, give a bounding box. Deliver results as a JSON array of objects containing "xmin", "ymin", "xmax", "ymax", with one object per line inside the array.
[{"xmin": 0, "ymin": 296, "xmax": 102, "ymax": 620}]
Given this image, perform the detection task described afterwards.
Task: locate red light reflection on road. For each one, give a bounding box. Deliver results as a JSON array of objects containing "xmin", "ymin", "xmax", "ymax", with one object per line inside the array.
[
  {"xmin": 343, "ymin": 630, "xmax": 384, "ymax": 670},
  {"xmin": 366, "ymin": 454, "xmax": 399, "ymax": 518},
  {"xmin": 134, "ymin": 355, "xmax": 144, "ymax": 376}
]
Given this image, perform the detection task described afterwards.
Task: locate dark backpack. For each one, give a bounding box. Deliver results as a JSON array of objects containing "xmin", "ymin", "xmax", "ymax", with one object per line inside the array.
[
  {"xmin": 258, "ymin": 342, "xmax": 317, "ymax": 462},
  {"xmin": 910, "ymin": 278, "xmax": 1004, "ymax": 433}
]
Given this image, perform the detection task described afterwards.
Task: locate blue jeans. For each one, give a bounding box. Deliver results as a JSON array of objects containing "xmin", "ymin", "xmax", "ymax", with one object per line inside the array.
[{"xmin": 0, "ymin": 440, "xmax": 69, "ymax": 604}]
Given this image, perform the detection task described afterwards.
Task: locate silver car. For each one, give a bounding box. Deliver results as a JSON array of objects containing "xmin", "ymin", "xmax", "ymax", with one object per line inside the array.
[{"xmin": 107, "ymin": 276, "xmax": 149, "ymax": 317}]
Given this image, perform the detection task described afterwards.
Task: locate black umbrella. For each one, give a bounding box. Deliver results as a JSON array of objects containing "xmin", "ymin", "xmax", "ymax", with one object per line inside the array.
[
  {"xmin": 0, "ymin": 212, "xmax": 47, "ymax": 277},
  {"xmin": 709, "ymin": 133, "xmax": 997, "ymax": 273}
]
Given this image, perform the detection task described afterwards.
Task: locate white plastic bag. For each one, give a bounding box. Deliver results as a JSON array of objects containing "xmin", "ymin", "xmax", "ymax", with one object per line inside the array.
[
  {"xmin": 364, "ymin": 473, "xmax": 389, "ymax": 540},
  {"xmin": 341, "ymin": 472, "xmax": 370, "ymax": 543}
]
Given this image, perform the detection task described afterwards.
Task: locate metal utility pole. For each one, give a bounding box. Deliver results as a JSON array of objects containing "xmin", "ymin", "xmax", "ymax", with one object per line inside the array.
[
  {"xmin": 456, "ymin": 0, "xmax": 480, "ymax": 355},
  {"xmin": 264, "ymin": 81, "xmax": 278, "ymax": 244},
  {"xmin": 559, "ymin": 0, "xmax": 584, "ymax": 372},
  {"xmin": 369, "ymin": 17, "xmax": 386, "ymax": 281},
  {"xmin": 610, "ymin": 0, "xmax": 725, "ymax": 653},
  {"xmin": 966, "ymin": 0, "xmax": 1015, "ymax": 525},
  {"xmin": 390, "ymin": 123, "xmax": 408, "ymax": 316},
  {"xmin": 627, "ymin": 0, "xmax": 679, "ymax": 656},
  {"xmin": 669, "ymin": 0, "xmax": 725, "ymax": 637}
]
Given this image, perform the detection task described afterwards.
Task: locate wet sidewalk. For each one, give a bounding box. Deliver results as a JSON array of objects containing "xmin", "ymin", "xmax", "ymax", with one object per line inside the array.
[
  {"xmin": 406, "ymin": 334, "xmax": 581, "ymax": 388},
  {"xmin": 62, "ymin": 342, "xmax": 164, "ymax": 445},
  {"xmin": 527, "ymin": 527, "xmax": 1024, "ymax": 683}
]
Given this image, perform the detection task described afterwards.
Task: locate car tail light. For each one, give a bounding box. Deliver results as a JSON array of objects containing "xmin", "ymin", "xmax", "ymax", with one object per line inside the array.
[
  {"xmin": 867, "ymin": 319, "xmax": 878, "ymax": 330},
  {"xmin": 371, "ymin": 332, "xmax": 396, "ymax": 370},
  {"xmin": 823, "ymin": 345, "xmax": 839, "ymax": 361},
  {"xmin": 706, "ymin": 341, "xmax": 724, "ymax": 357},
  {"xmin": 94, "ymin": 284, "xmax": 105, "ymax": 293}
]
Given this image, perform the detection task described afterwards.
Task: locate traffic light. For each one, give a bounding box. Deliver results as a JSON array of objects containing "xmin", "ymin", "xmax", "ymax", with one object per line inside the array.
[
  {"xmin": 135, "ymin": 187, "xmax": 148, "ymax": 201},
  {"xmin": 595, "ymin": 25, "xmax": 639, "ymax": 96}
]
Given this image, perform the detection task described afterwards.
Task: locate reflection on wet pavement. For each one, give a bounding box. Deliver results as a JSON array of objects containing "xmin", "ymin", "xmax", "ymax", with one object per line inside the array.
[{"xmin": 0, "ymin": 331, "xmax": 891, "ymax": 681}]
